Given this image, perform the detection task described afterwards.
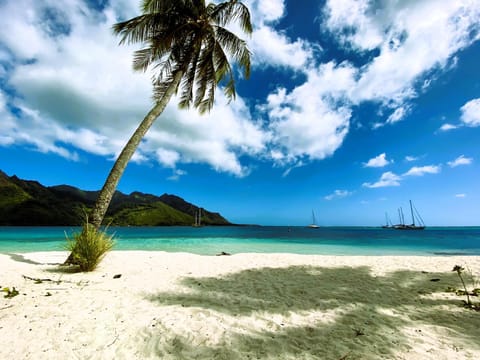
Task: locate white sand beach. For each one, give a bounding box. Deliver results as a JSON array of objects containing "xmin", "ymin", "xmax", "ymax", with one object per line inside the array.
[{"xmin": 1, "ymin": 251, "xmax": 479, "ymax": 359}]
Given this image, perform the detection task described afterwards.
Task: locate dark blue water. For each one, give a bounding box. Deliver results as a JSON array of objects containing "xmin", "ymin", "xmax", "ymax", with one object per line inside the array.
[{"xmin": 0, "ymin": 226, "xmax": 479, "ymax": 255}]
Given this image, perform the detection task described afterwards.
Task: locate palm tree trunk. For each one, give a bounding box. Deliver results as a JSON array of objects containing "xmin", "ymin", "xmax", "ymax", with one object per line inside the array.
[
  {"xmin": 89, "ymin": 72, "xmax": 183, "ymax": 230},
  {"xmin": 64, "ymin": 71, "xmax": 183, "ymax": 265}
]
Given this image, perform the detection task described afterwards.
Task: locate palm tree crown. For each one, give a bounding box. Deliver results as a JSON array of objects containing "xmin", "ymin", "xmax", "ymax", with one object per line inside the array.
[
  {"xmin": 65, "ymin": 0, "xmax": 252, "ymax": 267},
  {"xmin": 79, "ymin": 0, "xmax": 251, "ymax": 232},
  {"xmin": 113, "ymin": 0, "xmax": 252, "ymax": 113}
]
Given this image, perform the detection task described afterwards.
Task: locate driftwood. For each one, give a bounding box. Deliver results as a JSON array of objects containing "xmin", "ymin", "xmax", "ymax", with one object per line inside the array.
[{"xmin": 22, "ymin": 275, "xmax": 61, "ymax": 284}]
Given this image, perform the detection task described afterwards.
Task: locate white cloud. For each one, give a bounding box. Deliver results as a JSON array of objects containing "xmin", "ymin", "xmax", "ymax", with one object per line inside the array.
[
  {"xmin": 156, "ymin": 149, "xmax": 180, "ymax": 168},
  {"xmin": 460, "ymin": 98, "xmax": 480, "ymax": 127},
  {"xmin": 250, "ymin": 26, "xmax": 312, "ymax": 69},
  {"xmin": 386, "ymin": 106, "xmax": 410, "ymax": 124},
  {"xmin": 0, "ymin": 92, "xmax": 16, "ymax": 146},
  {"xmin": 363, "ymin": 153, "xmax": 391, "ymax": 168},
  {"xmin": 439, "ymin": 123, "xmax": 458, "ymax": 131},
  {"xmin": 324, "ymin": 189, "xmax": 353, "ymax": 201},
  {"xmin": 281, "ymin": 161, "xmax": 305, "ymax": 177},
  {"xmin": 324, "ymin": 0, "xmax": 480, "ymax": 123},
  {"xmin": 247, "ymin": 0, "xmax": 286, "ymax": 24},
  {"xmin": 266, "ymin": 62, "xmax": 355, "ymax": 163},
  {"xmin": 363, "ymin": 172, "xmax": 401, "ymax": 188},
  {"xmin": 403, "ymin": 165, "xmax": 441, "ymax": 177},
  {"xmin": 167, "ymin": 169, "xmax": 187, "ymax": 181},
  {"xmin": 0, "ymin": 0, "xmax": 268, "ymax": 177},
  {"xmin": 243, "ymin": 0, "xmax": 313, "ymax": 69},
  {"xmin": 405, "ymin": 155, "xmax": 418, "ymax": 162},
  {"xmin": 455, "ymin": 193, "xmax": 466, "ymax": 198},
  {"xmin": 143, "ymin": 93, "xmax": 267, "ymax": 176},
  {"xmin": 2, "ymin": 0, "xmax": 480, "ymax": 177},
  {"xmin": 448, "ymin": 155, "xmax": 473, "ymax": 168}
]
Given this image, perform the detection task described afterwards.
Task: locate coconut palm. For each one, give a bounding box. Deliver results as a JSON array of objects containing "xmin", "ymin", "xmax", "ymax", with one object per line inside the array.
[{"xmin": 65, "ymin": 0, "xmax": 252, "ymax": 265}]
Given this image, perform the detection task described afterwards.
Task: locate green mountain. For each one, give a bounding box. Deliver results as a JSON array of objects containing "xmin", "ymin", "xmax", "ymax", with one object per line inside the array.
[{"xmin": 0, "ymin": 170, "xmax": 231, "ymax": 226}]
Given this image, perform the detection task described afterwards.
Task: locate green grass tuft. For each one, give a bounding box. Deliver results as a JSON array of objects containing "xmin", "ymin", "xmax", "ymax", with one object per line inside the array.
[{"xmin": 65, "ymin": 220, "xmax": 115, "ymax": 272}]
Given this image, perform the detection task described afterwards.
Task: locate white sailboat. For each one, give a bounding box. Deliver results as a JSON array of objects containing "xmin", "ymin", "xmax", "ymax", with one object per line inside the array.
[
  {"xmin": 391, "ymin": 201, "xmax": 425, "ymax": 230},
  {"xmin": 192, "ymin": 208, "xmax": 203, "ymax": 227},
  {"xmin": 307, "ymin": 210, "xmax": 320, "ymax": 228}
]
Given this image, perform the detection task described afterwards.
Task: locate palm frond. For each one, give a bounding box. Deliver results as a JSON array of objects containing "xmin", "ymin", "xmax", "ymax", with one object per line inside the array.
[
  {"xmin": 142, "ymin": 0, "xmax": 178, "ymax": 14},
  {"xmin": 213, "ymin": 42, "xmax": 236, "ymax": 101},
  {"xmin": 114, "ymin": 0, "xmax": 252, "ymax": 113},
  {"xmin": 214, "ymin": 26, "xmax": 251, "ymax": 79},
  {"xmin": 210, "ymin": 1, "xmax": 253, "ymax": 35},
  {"xmin": 178, "ymin": 40, "xmax": 202, "ymax": 109}
]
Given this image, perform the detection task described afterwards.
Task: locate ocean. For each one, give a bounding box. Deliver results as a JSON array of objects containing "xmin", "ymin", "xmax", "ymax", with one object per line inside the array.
[{"xmin": 0, "ymin": 226, "xmax": 479, "ymax": 256}]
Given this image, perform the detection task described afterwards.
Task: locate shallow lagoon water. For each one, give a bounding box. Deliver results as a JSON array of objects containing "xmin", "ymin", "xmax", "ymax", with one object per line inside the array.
[{"xmin": 1, "ymin": 226, "xmax": 479, "ymax": 256}]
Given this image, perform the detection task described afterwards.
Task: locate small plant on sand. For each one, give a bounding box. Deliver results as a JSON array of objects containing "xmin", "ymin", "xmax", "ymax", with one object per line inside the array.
[
  {"xmin": 452, "ymin": 265, "xmax": 480, "ymax": 310},
  {"xmin": 65, "ymin": 219, "xmax": 114, "ymax": 272},
  {"xmin": 2, "ymin": 286, "xmax": 19, "ymax": 299}
]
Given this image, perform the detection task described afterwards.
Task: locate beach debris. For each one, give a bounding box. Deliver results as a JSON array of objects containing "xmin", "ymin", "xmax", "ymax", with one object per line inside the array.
[
  {"xmin": 2, "ymin": 286, "xmax": 19, "ymax": 299},
  {"xmin": 22, "ymin": 275, "xmax": 61, "ymax": 284},
  {"xmin": 113, "ymin": 274, "xmax": 122, "ymax": 279},
  {"xmin": 216, "ymin": 251, "xmax": 231, "ymax": 256}
]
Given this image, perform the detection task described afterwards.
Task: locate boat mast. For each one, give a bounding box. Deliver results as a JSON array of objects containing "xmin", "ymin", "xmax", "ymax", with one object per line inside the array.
[{"xmin": 409, "ymin": 200, "xmax": 415, "ymax": 226}]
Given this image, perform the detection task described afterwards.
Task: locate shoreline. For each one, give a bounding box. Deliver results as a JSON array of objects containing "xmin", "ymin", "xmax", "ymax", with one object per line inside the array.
[{"xmin": 1, "ymin": 251, "xmax": 480, "ymax": 359}]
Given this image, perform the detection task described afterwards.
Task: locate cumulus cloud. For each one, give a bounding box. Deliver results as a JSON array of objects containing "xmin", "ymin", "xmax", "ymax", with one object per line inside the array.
[
  {"xmin": 244, "ymin": 0, "xmax": 313, "ymax": 69},
  {"xmin": 266, "ymin": 62, "xmax": 355, "ymax": 163},
  {"xmin": 0, "ymin": 0, "xmax": 267, "ymax": 177},
  {"xmin": 363, "ymin": 153, "xmax": 391, "ymax": 168},
  {"xmin": 363, "ymin": 171, "xmax": 401, "ymax": 188},
  {"xmin": 250, "ymin": 26, "xmax": 312, "ymax": 69},
  {"xmin": 448, "ymin": 155, "xmax": 473, "ymax": 168},
  {"xmin": 324, "ymin": 189, "xmax": 353, "ymax": 201},
  {"xmin": 460, "ymin": 98, "xmax": 480, "ymax": 127},
  {"xmin": 324, "ymin": 0, "xmax": 480, "ymax": 124},
  {"xmin": 1, "ymin": 0, "xmax": 480, "ymax": 177},
  {"xmin": 403, "ymin": 165, "xmax": 441, "ymax": 177}
]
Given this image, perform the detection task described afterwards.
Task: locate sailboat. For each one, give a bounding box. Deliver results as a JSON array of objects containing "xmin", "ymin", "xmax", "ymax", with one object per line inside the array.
[
  {"xmin": 192, "ymin": 208, "xmax": 203, "ymax": 227},
  {"xmin": 381, "ymin": 212, "xmax": 393, "ymax": 228},
  {"xmin": 307, "ymin": 210, "xmax": 320, "ymax": 228},
  {"xmin": 395, "ymin": 200, "xmax": 425, "ymax": 230},
  {"xmin": 393, "ymin": 207, "xmax": 406, "ymax": 229}
]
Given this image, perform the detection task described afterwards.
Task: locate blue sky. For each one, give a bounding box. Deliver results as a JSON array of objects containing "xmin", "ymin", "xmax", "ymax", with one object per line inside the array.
[{"xmin": 1, "ymin": 0, "xmax": 479, "ymax": 226}]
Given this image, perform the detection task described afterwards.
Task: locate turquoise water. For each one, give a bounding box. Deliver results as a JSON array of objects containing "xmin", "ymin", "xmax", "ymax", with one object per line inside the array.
[{"xmin": 1, "ymin": 226, "xmax": 479, "ymax": 255}]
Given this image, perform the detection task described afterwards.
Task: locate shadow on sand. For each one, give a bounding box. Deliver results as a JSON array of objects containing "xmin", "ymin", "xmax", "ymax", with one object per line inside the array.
[{"xmin": 144, "ymin": 265, "xmax": 480, "ymax": 359}]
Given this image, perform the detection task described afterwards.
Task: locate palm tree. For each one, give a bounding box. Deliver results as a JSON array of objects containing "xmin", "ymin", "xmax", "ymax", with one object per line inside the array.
[{"xmin": 64, "ymin": 0, "xmax": 252, "ymax": 265}]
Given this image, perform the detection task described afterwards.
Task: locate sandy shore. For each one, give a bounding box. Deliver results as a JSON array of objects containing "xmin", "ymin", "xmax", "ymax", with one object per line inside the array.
[{"xmin": 1, "ymin": 251, "xmax": 479, "ymax": 359}]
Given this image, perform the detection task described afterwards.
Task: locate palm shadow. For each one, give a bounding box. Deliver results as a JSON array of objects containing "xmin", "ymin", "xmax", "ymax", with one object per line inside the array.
[{"xmin": 144, "ymin": 265, "xmax": 480, "ymax": 359}]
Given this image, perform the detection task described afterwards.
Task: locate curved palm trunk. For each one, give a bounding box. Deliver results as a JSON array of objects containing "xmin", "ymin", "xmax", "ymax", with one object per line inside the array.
[
  {"xmin": 91, "ymin": 72, "xmax": 183, "ymax": 230},
  {"xmin": 64, "ymin": 72, "xmax": 183, "ymax": 265}
]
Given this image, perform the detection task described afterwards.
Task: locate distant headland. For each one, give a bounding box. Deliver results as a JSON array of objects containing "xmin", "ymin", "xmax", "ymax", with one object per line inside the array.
[{"xmin": 0, "ymin": 170, "xmax": 231, "ymax": 226}]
